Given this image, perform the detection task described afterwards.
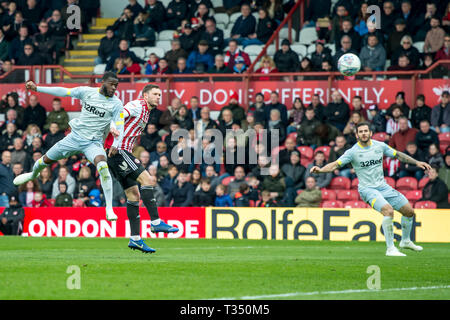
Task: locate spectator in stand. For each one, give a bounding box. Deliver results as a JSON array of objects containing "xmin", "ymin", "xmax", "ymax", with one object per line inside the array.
[
  {"xmin": 51, "ymin": 166, "xmax": 75, "ymax": 199},
  {"xmin": 11, "ymin": 138, "xmax": 29, "ymax": 171},
  {"xmin": 241, "ymin": 8, "xmax": 276, "ymax": 48},
  {"xmin": 424, "ymin": 16, "xmax": 445, "ymax": 55},
  {"xmin": 37, "ymin": 166, "xmax": 52, "ymax": 199},
  {"xmin": 386, "ymin": 18, "xmax": 408, "ymax": 59},
  {"xmin": 123, "ymin": 56, "xmax": 141, "ymax": 75},
  {"xmin": 440, "ymin": 152, "xmax": 450, "ymax": 190},
  {"xmin": 95, "ymin": 27, "xmax": 119, "ymax": 66},
  {"xmin": 164, "ymin": 39, "xmax": 188, "ymax": 71},
  {"xmin": 31, "ymin": 191, "xmax": 52, "ymax": 208},
  {"xmin": 166, "ymin": 171, "xmax": 194, "ymax": 206},
  {"xmin": 179, "ymin": 22, "xmax": 199, "ymax": 54},
  {"xmin": 32, "ymin": 20, "xmax": 56, "ymax": 64},
  {"xmin": 389, "ymin": 116, "xmax": 417, "ymax": 152},
  {"xmin": 247, "ymin": 93, "xmax": 266, "ymax": 126},
  {"xmin": 255, "ymin": 55, "xmax": 278, "ymax": 80},
  {"xmin": 227, "ymin": 166, "xmax": 247, "ymax": 199},
  {"xmin": 220, "ymin": 92, "xmax": 245, "ymax": 125},
  {"xmin": 333, "ymin": 35, "xmax": 359, "ymax": 70},
  {"xmin": 309, "ymin": 94, "xmax": 325, "ymax": 122},
  {"xmin": 144, "ymin": 0, "xmax": 166, "ymax": 32},
  {"xmin": 431, "ymin": 91, "xmax": 449, "ymax": 134},
  {"xmin": 159, "ymin": 97, "xmax": 181, "ymax": 134},
  {"xmin": 0, "ymin": 60, "xmax": 24, "ymax": 83},
  {"xmin": 3, "ymin": 92, "xmax": 24, "ymax": 130},
  {"xmin": 263, "ymin": 0, "xmax": 284, "ymax": 23},
  {"xmin": 360, "ymin": 34, "xmax": 386, "ymax": 71},
  {"xmin": 233, "ymin": 183, "xmax": 252, "ymax": 207},
  {"xmin": 362, "ymin": 19, "xmax": 385, "ymax": 48},
  {"xmin": 187, "ymin": 96, "xmax": 202, "ymax": 121},
  {"xmin": 160, "ymin": 164, "xmax": 178, "ymax": 193},
  {"xmin": 126, "ymin": 0, "xmax": 144, "ymax": 19},
  {"xmin": 229, "ymin": 3, "xmax": 256, "ymax": 44},
  {"xmin": 295, "ymin": 176, "xmax": 322, "ymax": 207},
  {"xmin": 22, "ymin": 0, "xmax": 44, "ymax": 27},
  {"xmin": 416, "ymin": 2, "xmax": 440, "ymax": 41},
  {"xmin": 310, "ymin": 40, "xmax": 332, "ymax": 71},
  {"xmin": 274, "ymin": 39, "xmax": 300, "ymax": 72},
  {"xmin": 144, "ymin": 52, "xmax": 159, "ymax": 74},
  {"xmin": 22, "ymin": 95, "xmax": 46, "ymax": 132},
  {"xmin": 329, "ymin": 4, "xmax": 350, "ymax": 44},
  {"xmin": 399, "ymin": 0, "xmax": 421, "ymax": 38},
  {"xmin": 44, "ymin": 98, "xmax": 69, "ymax": 132},
  {"xmin": 224, "ymin": 39, "xmax": 251, "ymax": 71},
  {"xmin": 304, "ymin": 151, "xmax": 332, "ymax": 189},
  {"xmin": 267, "ymin": 108, "xmax": 286, "ymax": 144},
  {"xmin": 0, "ymin": 123, "xmax": 21, "ymax": 152},
  {"xmin": 8, "ymin": 26, "xmax": 31, "ymax": 64},
  {"xmin": 18, "ymin": 179, "xmax": 40, "ymax": 207},
  {"xmin": 354, "ymin": 2, "xmax": 372, "ymax": 36},
  {"xmin": 320, "ymin": 59, "xmax": 334, "ymax": 72},
  {"xmin": 391, "ymin": 35, "xmax": 421, "ymax": 69},
  {"xmin": 435, "ymin": 34, "xmax": 450, "ymax": 61},
  {"xmin": 380, "ymin": 1, "xmax": 398, "ymax": 37},
  {"xmin": 0, "ymin": 151, "xmax": 14, "ymax": 207},
  {"xmin": 278, "ymin": 137, "xmax": 297, "ymax": 167},
  {"xmin": 190, "ymin": 3, "xmax": 211, "ymax": 31},
  {"xmin": 329, "ymin": 135, "xmax": 353, "ymax": 178},
  {"xmin": 106, "ymin": 39, "xmax": 146, "ymax": 72},
  {"xmin": 166, "ymin": 0, "xmax": 188, "ymax": 30},
  {"xmin": 112, "ymin": 8, "xmax": 135, "ymax": 42},
  {"xmin": 335, "ymin": 18, "xmax": 361, "ymax": 53},
  {"xmin": 73, "ymin": 166, "xmax": 96, "ymax": 200},
  {"xmin": 386, "ymin": 106, "xmax": 408, "ymax": 137},
  {"xmin": 420, "ymin": 165, "xmax": 449, "ymax": 209},
  {"xmin": 11, "ymin": 163, "xmax": 23, "ymax": 180},
  {"xmin": 23, "ymin": 124, "xmax": 41, "ymax": 149},
  {"xmin": 297, "ymin": 107, "xmax": 321, "ymax": 147},
  {"xmin": 48, "ymin": 9, "xmax": 67, "ymax": 60},
  {"xmin": 217, "ymin": 108, "xmax": 234, "ymax": 136},
  {"xmin": 175, "ymin": 105, "xmax": 194, "ymax": 130},
  {"xmin": 350, "ymin": 96, "xmax": 366, "ymax": 118},
  {"xmin": 16, "ymin": 43, "xmax": 43, "ymax": 66},
  {"xmin": 199, "ymin": 17, "xmax": 224, "ymax": 56},
  {"xmin": 186, "ymin": 39, "xmax": 214, "ymax": 73},
  {"xmin": 427, "ymin": 143, "xmax": 444, "ymax": 168},
  {"xmin": 232, "ymin": 55, "xmax": 247, "ymax": 74},
  {"xmin": 195, "ymin": 107, "xmax": 218, "ymax": 138},
  {"xmin": 411, "ymin": 94, "xmax": 432, "ymax": 130},
  {"xmin": 215, "ymin": 184, "xmax": 233, "ymax": 207},
  {"xmin": 153, "ymin": 57, "xmax": 170, "ymax": 78},
  {"xmin": 262, "ymin": 164, "xmax": 290, "ymax": 205},
  {"xmin": 193, "ymin": 178, "xmax": 215, "ymax": 206},
  {"xmin": 265, "ymin": 91, "xmax": 287, "ymax": 126},
  {"xmin": 415, "ymin": 119, "xmax": 439, "ymax": 156},
  {"xmin": 112, "ymin": 58, "xmax": 130, "ymax": 79},
  {"xmin": 208, "ymin": 53, "xmax": 232, "ymax": 74},
  {"xmin": 323, "ymin": 91, "xmax": 350, "ymax": 132},
  {"xmin": 398, "ymin": 141, "xmax": 425, "ymax": 180},
  {"xmin": 256, "ymin": 189, "xmax": 277, "ymax": 207},
  {"xmin": 387, "ymin": 91, "xmax": 410, "ymax": 119},
  {"xmin": 281, "ymin": 149, "xmax": 306, "ymax": 191},
  {"xmin": 133, "ymin": 12, "xmax": 156, "ymax": 47},
  {"xmin": 342, "ymin": 111, "xmax": 364, "ymax": 145},
  {"xmin": 287, "ymin": 98, "xmax": 305, "ymax": 134},
  {"xmin": 0, "ymin": 194, "xmax": 24, "ymax": 235},
  {"xmin": 150, "ymin": 141, "xmax": 168, "ymax": 166},
  {"xmin": 54, "ymin": 182, "xmax": 72, "ymax": 207}
]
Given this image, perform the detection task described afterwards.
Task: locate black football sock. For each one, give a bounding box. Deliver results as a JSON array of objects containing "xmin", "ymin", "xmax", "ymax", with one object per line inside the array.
[
  {"xmin": 126, "ymin": 200, "xmax": 140, "ymax": 237},
  {"xmin": 140, "ymin": 186, "xmax": 160, "ymax": 221}
]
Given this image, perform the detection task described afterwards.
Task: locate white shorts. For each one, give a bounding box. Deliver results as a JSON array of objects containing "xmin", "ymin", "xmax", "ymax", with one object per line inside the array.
[{"xmin": 46, "ymin": 131, "xmax": 106, "ymax": 164}]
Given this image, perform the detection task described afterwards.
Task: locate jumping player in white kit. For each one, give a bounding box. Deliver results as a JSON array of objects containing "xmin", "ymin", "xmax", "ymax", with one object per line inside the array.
[
  {"xmin": 310, "ymin": 122, "xmax": 432, "ymax": 256},
  {"xmin": 105, "ymin": 84, "xmax": 178, "ymax": 253},
  {"xmin": 14, "ymin": 72, "xmax": 124, "ymax": 222}
]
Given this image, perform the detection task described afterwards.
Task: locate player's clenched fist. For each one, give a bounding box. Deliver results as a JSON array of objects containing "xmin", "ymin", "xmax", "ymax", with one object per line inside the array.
[
  {"xmin": 25, "ymin": 80, "xmax": 37, "ymax": 91},
  {"xmin": 310, "ymin": 166, "xmax": 321, "ymax": 174}
]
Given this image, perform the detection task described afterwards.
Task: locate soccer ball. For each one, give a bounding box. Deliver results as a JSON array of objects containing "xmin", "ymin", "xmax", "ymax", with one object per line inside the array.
[{"xmin": 338, "ymin": 53, "xmax": 361, "ymax": 76}]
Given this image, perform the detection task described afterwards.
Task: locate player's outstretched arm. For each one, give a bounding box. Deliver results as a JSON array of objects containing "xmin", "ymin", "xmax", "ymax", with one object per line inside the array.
[
  {"xmin": 396, "ymin": 151, "xmax": 432, "ymax": 171},
  {"xmin": 26, "ymin": 80, "xmax": 83, "ymax": 98},
  {"xmin": 310, "ymin": 161, "xmax": 339, "ymax": 174}
]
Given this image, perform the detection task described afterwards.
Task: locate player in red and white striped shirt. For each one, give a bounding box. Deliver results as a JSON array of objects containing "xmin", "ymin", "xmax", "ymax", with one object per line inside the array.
[{"xmin": 105, "ymin": 84, "xmax": 178, "ymax": 253}]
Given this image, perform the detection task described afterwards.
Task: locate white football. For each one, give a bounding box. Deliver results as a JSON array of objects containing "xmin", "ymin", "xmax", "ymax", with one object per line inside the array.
[{"xmin": 338, "ymin": 53, "xmax": 361, "ymax": 76}]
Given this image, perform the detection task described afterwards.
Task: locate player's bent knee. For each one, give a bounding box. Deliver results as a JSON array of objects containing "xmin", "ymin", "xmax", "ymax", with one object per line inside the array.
[
  {"xmin": 400, "ymin": 204, "xmax": 415, "ymax": 217},
  {"xmin": 381, "ymin": 204, "xmax": 394, "ymax": 217},
  {"xmin": 94, "ymin": 155, "xmax": 107, "ymax": 165}
]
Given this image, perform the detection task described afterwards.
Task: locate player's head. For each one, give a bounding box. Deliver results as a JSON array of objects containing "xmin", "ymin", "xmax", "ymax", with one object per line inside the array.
[
  {"xmin": 101, "ymin": 72, "xmax": 119, "ymax": 97},
  {"xmin": 142, "ymin": 84, "xmax": 161, "ymax": 107},
  {"xmin": 355, "ymin": 122, "xmax": 372, "ymax": 143}
]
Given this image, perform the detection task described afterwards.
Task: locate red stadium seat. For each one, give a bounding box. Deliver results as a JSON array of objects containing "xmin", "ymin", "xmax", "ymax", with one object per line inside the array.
[
  {"xmin": 344, "ymin": 200, "xmax": 369, "ymax": 208},
  {"xmin": 448, "ymin": 193, "xmax": 450, "ymax": 204},
  {"xmin": 405, "ymin": 190, "xmax": 422, "ymax": 202},
  {"xmin": 396, "ymin": 177, "xmax": 418, "ymax": 191},
  {"xmin": 286, "ymin": 132, "xmax": 297, "ymax": 142},
  {"xmin": 414, "ymin": 201, "xmax": 437, "ymax": 209},
  {"xmin": 271, "ymin": 145, "xmax": 286, "ymax": 157},
  {"xmin": 439, "ymin": 144, "xmax": 447, "ymax": 155},
  {"xmin": 314, "ymin": 146, "xmax": 330, "ymax": 160},
  {"xmin": 329, "ymin": 177, "xmax": 351, "ymax": 190},
  {"xmin": 73, "ymin": 199, "xmax": 86, "ymax": 207},
  {"xmin": 297, "ymin": 146, "xmax": 314, "ymax": 160},
  {"xmin": 221, "ymin": 176, "xmax": 235, "ymax": 186},
  {"xmin": 48, "ymin": 199, "xmax": 56, "ymax": 206},
  {"xmin": 351, "ymin": 178, "xmax": 359, "ymax": 189},
  {"xmin": 372, "ymin": 132, "xmax": 388, "ymax": 142},
  {"xmin": 438, "ymin": 132, "xmax": 450, "ymax": 145},
  {"xmin": 300, "ymin": 158, "xmax": 312, "ymax": 167},
  {"xmin": 337, "ymin": 190, "xmax": 359, "ymax": 201},
  {"xmin": 321, "ymin": 200, "xmax": 344, "ymax": 208},
  {"xmin": 385, "ymin": 177, "xmax": 396, "ymax": 188},
  {"xmin": 418, "ymin": 177, "xmax": 429, "ymax": 189},
  {"xmin": 321, "ymin": 189, "xmax": 337, "ymax": 201}
]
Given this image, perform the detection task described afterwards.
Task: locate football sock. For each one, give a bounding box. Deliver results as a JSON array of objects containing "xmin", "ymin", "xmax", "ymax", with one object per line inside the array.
[
  {"xmin": 96, "ymin": 161, "xmax": 113, "ymax": 210},
  {"xmin": 32, "ymin": 156, "xmax": 49, "ymax": 178},
  {"xmin": 382, "ymin": 216, "xmax": 394, "ymax": 248},
  {"xmin": 401, "ymin": 215, "xmax": 414, "ymax": 242},
  {"xmin": 127, "ymin": 200, "xmax": 141, "ymax": 238},
  {"xmin": 141, "ymin": 186, "xmax": 160, "ymax": 223}
]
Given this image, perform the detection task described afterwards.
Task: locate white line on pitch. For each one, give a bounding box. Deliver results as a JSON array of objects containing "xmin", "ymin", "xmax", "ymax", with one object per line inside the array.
[{"xmin": 207, "ymin": 285, "xmax": 450, "ymax": 300}]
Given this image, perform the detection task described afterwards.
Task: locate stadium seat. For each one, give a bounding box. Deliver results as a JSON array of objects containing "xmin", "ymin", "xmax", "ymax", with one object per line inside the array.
[
  {"xmin": 300, "ymin": 158, "xmax": 312, "ymax": 167},
  {"xmin": 396, "ymin": 177, "xmax": 418, "ymax": 191},
  {"xmin": 73, "ymin": 199, "xmax": 86, "ymax": 207},
  {"xmin": 314, "ymin": 146, "xmax": 330, "ymax": 160},
  {"xmin": 439, "ymin": 144, "xmax": 448, "ymax": 155},
  {"xmin": 144, "ymin": 47, "xmax": 165, "ymax": 59},
  {"xmin": 271, "ymin": 145, "xmax": 286, "ymax": 157},
  {"xmin": 414, "ymin": 201, "xmax": 437, "ymax": 209},
  {"xmin": 155, "ymin": 40, "xmax": 171, "ymax": 52},
  {"xmin": 161, "ymin": 134, "xmax": 168, "ymax": 141},
  {"xmin": 418, "ymin": 177, "xmax": 429, "ymax": 189},
  {"xmin": 211, "ymin": 0, "xmax": 223, "ymax": 7},
  {"xmin": 223, "ymin": 28, "xmax": 232, "ymax": 39},
  {"xmin": 405, "ymin": 190, "xmax": 422, "ymax": 202},
  {"xmin": 287, "ymin": 132, "xmax": 297, "ymax": 141},
  {"xmin": 298, "ymin": 27, "xmax": 318, "ymax": 45},
  {"xmin": 249, "ymin": 55, "xmax": 258, "ymax": 63},
  {"xmin": 344, "ymin": 200, "xmax": 369, "ymax": 208},
  {"xmin": 129, "ymin": 47, "xmax": 146, "ymax": 60},
  {"xmin": 321, "ymin": 189, "xmax": 337, "ymax": 201},
  {"xmin": 266, "ymin": 44, "xmax": 276, "ymax": 56},
  {"xmin": 439, "ymin": 133, "xmax": 450, "ymax": 151},
  {"xmin": 160, "ymin": 0, "xmax": 171, "ymax": 7},
  {"xmin": 245, "ymin": 44, "xmax": 263, "ymax": 56},
  {"xmin": 229, "ymin": 12, "xmax": 241, "ymax": 24},
  {"xmin": 351, "ymin": 178, "xmax": 359, "ymax": 189},
  {"xmin": 297, "ymin": 189, "xmax": 303, "ymax": 195},
  {"xmin": 297, "ymin": 146, "xmax": 314, "ymax": 160},
  {"xmin": 48, "ymin": 199, "xmax": 56, "ymax": 206},
  {"xmin": 321, "ymin": 200, "xmax": 344, "ymax": 208},
  {"xmin": 306, "ymin": 44, "xmax": 316, "ymax": 55},
  {"xmin": 158, "ymin": 30, "xmax": 176, "ymax": 41},
  {"xmin": 279, "ymin": 28, "xmax": 296, "ymax": 41},
  {"xmin": 93, "ymin": 64, "xmax": 106, "ymax": 75},
  {"xmin": 290, "ymin": 44, "xmax": 307, "ymax": 58},
  {"xmin": 385, "ymin": 177, "xmax": 395, "ymax": 188},
  {"xmin": 221, "ymin": 176, "xmax": 235, "ymax": 186},
  {"xmin": 324, "ymin": 43, "xmax": 335, "ymax": 55},
  {"xmin": 214, "ymin": 13, "xmax": 229, "ymax": 27},
  {"xmin": 413, "ymin": 41, "xmax": 424, "ymax": 53},
  {"xmin": 337, "ymin": 190, "xmax": 359, "ymax": 201},
  {"xmin": 372, "ymin": 132, "xmax": 388, "ymax": 142},
  {"xmin": 329, "ymin": 177, "xmax": 351, "ymax": 190}
]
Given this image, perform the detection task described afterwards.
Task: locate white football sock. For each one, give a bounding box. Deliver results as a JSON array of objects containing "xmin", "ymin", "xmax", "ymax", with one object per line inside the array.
[
  {"xmin": 382, "ymin": 216, "xmax": 394, "ymax": 249},
  {"xmin": 151, "ymin": 218, "xmax": 161, "ymax": 226},
  {"xmin": 96, "ymin": 161, "xmax": 113, "ymax": 210},
  {"xmin": 130, "ymin": 235, "xmax": 141, "ymax": 241},
  {"xmin": 401, "ymin": 215, "xmax": 414, "ymax": 242}
]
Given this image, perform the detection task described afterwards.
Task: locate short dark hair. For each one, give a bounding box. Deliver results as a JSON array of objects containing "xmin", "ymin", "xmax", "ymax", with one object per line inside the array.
[
  {"xmin": 406, "ymin": 141, "xmax": 417, "ymax": 147},
  {"xmin": 356, "ymin": 122, "xmax": 371, "ymax": 132},
  {"xmin": 201, "ymin": 178, "xmax": 211, "ymax": 185},
  {"xmin": 102, "ymin": 71, "xmax": 118, "ymax": 81},
  {"xmin": 430, "ymin": 164, "xmax": 440, "ymax": 171},
  {"xmin": 416, "ymin": 94, "xmax": 425, "ymax": 102},
  {"xmin": 442, "ymin": 91, "xmax": 449, "ymax": 97},
  {"xmin": 306, "ymin": 106, "xmax": 315, "ymax": 112},
  {"xmin": 53, "ymin": 97, "xmax": 61, "ymax": 103},
  {"xmin": 353, "ymin": 96, "xmax": 362, "ymax": 100},
  {"xmin": 142, "ymin": 84, "xmax": 160, "ymax": 94},
  {"xmin": 239, "ymin": 183, "xmax": 249, "ymax": 193}
]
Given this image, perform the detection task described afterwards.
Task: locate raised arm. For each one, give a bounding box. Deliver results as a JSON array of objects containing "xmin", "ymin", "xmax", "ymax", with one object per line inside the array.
[
  {"xmin": 26, "ymin": 81, "xmax": 71, "ymax": 97},
  {"xmin": 310, "ymin": 161, "xmax": 340, "ymax": 174},
  {"xmin": 396, "ymin": 151, "xmax": 432, "ymax": 171}
]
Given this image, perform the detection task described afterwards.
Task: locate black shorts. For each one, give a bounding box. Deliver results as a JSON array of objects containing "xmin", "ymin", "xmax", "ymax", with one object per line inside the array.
[{"xmin": 107, "ymin": 149, "xmax": 145, "ymax": 190}]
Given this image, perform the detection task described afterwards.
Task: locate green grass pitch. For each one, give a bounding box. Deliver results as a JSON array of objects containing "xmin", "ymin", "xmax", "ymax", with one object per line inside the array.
[{"xmin": 1, "ymin": 237, "xmax": 449, "ymax": 300}]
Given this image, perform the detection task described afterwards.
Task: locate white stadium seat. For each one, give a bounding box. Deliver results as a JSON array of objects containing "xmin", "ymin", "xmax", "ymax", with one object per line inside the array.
[
  {"xmin": 223, "ymin": 28, "xmax": 232, "ymax": 39},
  {"xmin": 144, "ymin": 47, "xmax": 165, "ymax": 59},
  {"xmin": 299, "ymin": 28, "xmax": 318, "ymax": 45},
  {"xmin": 214, "ymin": 13, "xmax": 229, "ymax": 27},
  {"xmin": 129, "ymin": 47, "xmax": 146, "ymax": 60},
  {"xmin": 216, "ymin": 23, "xmax": 226, "ymax": 30},
  {"xmin": 250, "ymin": 55, "xmax": 258, "ymax": 63},
  {"xmin": 155, "ymin": 40, "xmax": 171, "ymax": 52},
  {"xmin": 93, "ymin": 64, "xmax": 106, "ymax": 75},
  {"xmin": 307, "ymin": 44, "xmax": 316, "ymax": 54},
  {"xmin": 413, "ymin": 41, "xmax": 424, "ymax": 53},
  {"xmin": 325, "ymin": 43, "xmax": 336, "ymax": 55},
  {"xmin": 245, "ymin": 44, "xmax": 263, "ymax": 56},
  {"xmin": 267, "ymin": 44, "xmax": 276, "ymax": 56},
  {"xmin": 158, "ymin": 30, "xmax": 176, "ymax": 41},
  {"xmin": 290, "ymin": 44, "xmax": 307, "ymax": 58},
  {"xmin": 211, "ymin": 0, "xmax": 223, "ymax": 7},
  {"xmin": 229, "ymin": 12, "xmax": 241, "ymax": 24},
  {"xmin": 160, "ymin": 0, "xmax": 171, "ymax": 7},
  {"xmin": 279, "ymin": 28, "xmax": 296, "ymax": 41}
]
